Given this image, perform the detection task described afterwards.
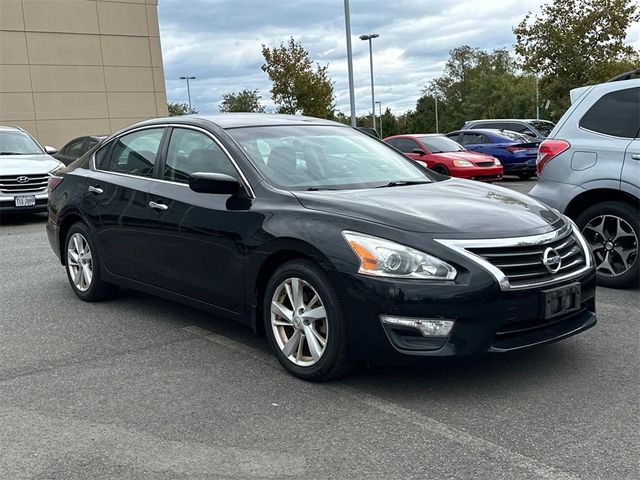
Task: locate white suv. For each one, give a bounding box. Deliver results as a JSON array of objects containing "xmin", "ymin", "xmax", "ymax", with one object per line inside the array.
[
  {"xmin": 0, "ymin": 126, "xmax": 63, "ymax": 214},
  {"xmin": 530, "ymin": 75, "xmax": 639, "ymax": 288}
]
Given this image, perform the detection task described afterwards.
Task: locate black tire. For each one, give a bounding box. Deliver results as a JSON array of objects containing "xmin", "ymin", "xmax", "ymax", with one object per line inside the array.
[
  {"xmin": 64, "ymin": 222, "xmax": 117, "ymax": 301},
  {"xmin": 517, "ymin": 171, "xmax": 535, "ymax": 180},
  {"xmin": 575, "ymin": 201, "xmax": 639, "ymax": 289},
  {"xmin": 432, "ymin": 164, "xmax": 449, "ymax": 175},
  {"xmin": 263, "ymin": 259, "xmax": 351, "ymax": 381}
]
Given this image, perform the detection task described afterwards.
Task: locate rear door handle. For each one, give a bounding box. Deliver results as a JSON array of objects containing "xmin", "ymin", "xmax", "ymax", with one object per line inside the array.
[
  {"xmin": 631, "ymin": 154, "xmax": 640, "ymax": 160},
  {"xmin": 148, "ymin": 200, "xmax": 168, "ymax": 211},
  {"xmin": 88, "ymin": 185, "xmax": 103, "ymax": 195}
]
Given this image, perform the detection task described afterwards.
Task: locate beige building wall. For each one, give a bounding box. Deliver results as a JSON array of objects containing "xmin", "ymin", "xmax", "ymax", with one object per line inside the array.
[{"xmin": 0, "ymin": 0, "xmax": 168, "ymax": 148}]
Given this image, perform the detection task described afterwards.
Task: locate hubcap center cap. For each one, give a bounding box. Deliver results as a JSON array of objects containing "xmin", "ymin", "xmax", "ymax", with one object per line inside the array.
[
  {"xmin": 293, "ymin": 315, "xmax": 303, "ymax": 329},
  {"xmin": 605, "ymin": 241, "xmax": 614, "ymax": 251}
]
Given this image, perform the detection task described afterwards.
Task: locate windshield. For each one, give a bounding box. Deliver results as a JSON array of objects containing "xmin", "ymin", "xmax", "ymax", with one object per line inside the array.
[
  {"xmin": 0, "ymin": 131, "xmax": 44, "ymax": 155},
  {"xmin": 418, "ymin": 136, "xmax": 465, "ymax": 153},
  {"xmin": 528, "ymin": 120, "xmax": 555, "ymax": 137},
  {"xmin": 227, "ymin": 125, "xmax": 432, "ymax": 190}
]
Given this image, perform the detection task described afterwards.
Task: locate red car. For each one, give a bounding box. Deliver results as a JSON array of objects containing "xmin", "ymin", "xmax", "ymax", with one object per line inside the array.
[{"xmin": 384, "ymin": 134, "xmax": 503, "ymax": 182}]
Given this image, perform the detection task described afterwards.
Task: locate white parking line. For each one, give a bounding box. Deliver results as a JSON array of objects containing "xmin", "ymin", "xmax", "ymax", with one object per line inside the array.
[{"xmin": 183, "ymin": 325, "xmax": 580, "ymax": 480}]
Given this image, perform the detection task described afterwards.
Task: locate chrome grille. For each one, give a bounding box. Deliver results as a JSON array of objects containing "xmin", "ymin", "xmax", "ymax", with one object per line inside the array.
[
  {"xmin": 466, "ymin": 229, "xmax": 587, "ymax": 288},
  {"xmin": 436, "ymin": 224, "xmax": 592, "ymax": 290},
  {"xmin": 0, "ymin": 174, "xmax": 49, "ymax": 193}
]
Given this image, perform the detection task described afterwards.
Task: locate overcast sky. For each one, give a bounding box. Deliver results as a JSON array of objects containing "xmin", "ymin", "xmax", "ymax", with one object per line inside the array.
[{"xmin": 158, "ymin": 0, "xmax": 640, "ymax": 116}]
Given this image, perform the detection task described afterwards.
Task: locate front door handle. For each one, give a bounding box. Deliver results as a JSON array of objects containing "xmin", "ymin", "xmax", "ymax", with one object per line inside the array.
[
  {"xmin": 148, "ymin": 200, "xmax": 168, "ymax": 211},
  {"xmin": 88, "ymin": 185, "xmax": 103, "ymax": 195},
  {"xmin": 631, "ymin": 154, "xmax": 640, "ymax": 160}
]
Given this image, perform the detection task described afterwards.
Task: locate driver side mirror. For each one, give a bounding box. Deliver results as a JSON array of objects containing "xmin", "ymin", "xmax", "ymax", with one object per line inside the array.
[
  {"xmin": 412, "ymin": 148, "xmax": 426, "ymax": 156},
  {"xmin": 189, "ymin": 172, "xmax": 240, "ymax": 195},
  {"xmin": 44, "ymin": 146, "xmax": 58, "ymax": 155}
]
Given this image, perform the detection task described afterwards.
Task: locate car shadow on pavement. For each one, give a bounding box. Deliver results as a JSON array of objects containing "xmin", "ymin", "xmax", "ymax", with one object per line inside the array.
[
  {"xmin": 114, "ymin": 287, "xmax": 587, "ymax": 393},
  {"xmin": 0, "ymin": 212, "xmax": 48, "ymax": 227}
]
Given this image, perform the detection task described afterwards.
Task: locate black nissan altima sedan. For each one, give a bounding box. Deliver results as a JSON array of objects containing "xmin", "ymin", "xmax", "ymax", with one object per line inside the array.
[{"xmin": 46, "ymin": 114, "xmax": 597, "ymax": 381}]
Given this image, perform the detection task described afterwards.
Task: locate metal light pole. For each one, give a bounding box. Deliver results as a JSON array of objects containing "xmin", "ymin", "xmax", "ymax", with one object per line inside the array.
[
  {"xmin": 434, "ymin": 95, "xmax": 439, "ymax": 133},
  {"xmin": 179, "ymin": 75, "xmax": 196, "ymax": 111},
  {"xmin": 360, "ymin": 33, "xmax": 379, "ymax": 132},
  {"xmin": 343, "ymin": 0, "xmax": 357, "ymax": 127},
  {"xmin": 375, "ymin": 101, "xmax": 382, "ymax": 137},
  {"xmin": 535, "ymin": 74, "xmax": 540, "ymax": 120}
]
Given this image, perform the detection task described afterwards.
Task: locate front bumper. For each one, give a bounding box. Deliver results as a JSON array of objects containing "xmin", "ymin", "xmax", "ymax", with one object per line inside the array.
[
  {"xmin": 452, "ymin": 165, "xmax": 504, "ymax": 182},
  {"xmin": 0, "ymin": 192, "xmax": 48, "ymax": 213},
  {"xmin": 337, "ymin": 268, "xmax": 596, "ymax": 363}
]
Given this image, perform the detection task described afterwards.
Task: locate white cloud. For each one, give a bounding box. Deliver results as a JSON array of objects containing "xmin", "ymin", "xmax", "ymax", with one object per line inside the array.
[{"xmin": 158, "ymin": 0, "xmax": 639, "ymax": 115}]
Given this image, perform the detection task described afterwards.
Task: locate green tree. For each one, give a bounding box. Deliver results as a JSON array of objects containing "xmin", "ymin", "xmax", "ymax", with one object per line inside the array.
[
  {"xmin": 514, "ymin": 0, "xmax": 640, "ymax": 116},
  {"xmin": 261, "ymin": 38, "xmax": 335, "ymax": 118},
  {"xmin": 167, "ymin": 102, "xmax": 197, "ymax": 116},
  {"xmin": 415, "ymin": 46, "xmax": 537, "ymax": 132},
  {"xmin": 219, "ymin": 89, "xmax": 265, "ymax": 113}
]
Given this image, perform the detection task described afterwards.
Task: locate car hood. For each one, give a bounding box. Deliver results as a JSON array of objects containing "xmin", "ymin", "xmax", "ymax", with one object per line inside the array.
[
  {"xmin": 0, "ymin": 155, "xmax": 62, "ymax": 175},
  {"xmin": 430, "ymin": 151, "xmax": 496, "ymax": 163},
  {"xmin": 293, "ymin": 179, "xmax": 563, "ymax": 237}
]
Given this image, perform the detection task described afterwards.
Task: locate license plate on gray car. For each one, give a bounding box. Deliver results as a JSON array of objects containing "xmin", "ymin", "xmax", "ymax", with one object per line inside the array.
[{"xmin": 14, "ymin": 195, "xmax": 36, "ymax": 207}]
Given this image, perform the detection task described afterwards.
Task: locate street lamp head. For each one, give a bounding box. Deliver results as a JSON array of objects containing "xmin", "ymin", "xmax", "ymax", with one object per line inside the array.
[
  {"xmin": 180, "ymin": 76, "xmax": 196, "ymax": 80},
  {"xmin": 359, "ymin": 33, "xmax": 379, "ymax": 41}
]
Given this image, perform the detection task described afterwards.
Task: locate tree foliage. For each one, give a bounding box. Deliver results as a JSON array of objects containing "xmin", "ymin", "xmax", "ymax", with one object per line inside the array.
[
  {"xmin": 167, "ymin": 102, "xmax": 197, "ymax": 116},
  {"xmin": 404, "ymin": 46, "xmax": 538, "ymax": 133},
  {"xmin": 261, "ymin": 38, "xmax": 335, "ymax": 118},
  {"xmin": 219, "ymin": 89, "xmax": 265, "ymax": 113},
  {"xmin": 514, "ymin": 0, "xmax": 640, "ymax": 114}
]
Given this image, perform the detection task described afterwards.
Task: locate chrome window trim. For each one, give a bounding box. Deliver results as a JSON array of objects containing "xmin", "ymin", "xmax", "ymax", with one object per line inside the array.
[
  {"xmin": 435, "ymin": 221, "xmax": 593, "ymax": 291},
  {"xmin": 91, "ymin": 123, "xmax": 256, "ymax": 198}
]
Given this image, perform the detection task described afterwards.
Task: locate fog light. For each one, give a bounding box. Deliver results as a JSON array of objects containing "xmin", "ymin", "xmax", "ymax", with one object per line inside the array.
[{"xmin": 380, "ymin": 315, "xmax": 454, "ymax": 337}]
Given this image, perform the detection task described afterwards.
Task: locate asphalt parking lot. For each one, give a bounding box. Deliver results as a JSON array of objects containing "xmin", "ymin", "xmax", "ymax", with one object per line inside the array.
[{"xmin": 1, "ymin": 179, "xmax": 638, "ymax": 480}]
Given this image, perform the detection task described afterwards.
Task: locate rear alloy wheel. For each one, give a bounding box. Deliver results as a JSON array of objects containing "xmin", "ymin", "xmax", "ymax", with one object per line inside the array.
[
  {"xmin": 65, "ymin": 223, "xmax": 117, "ymax": 301},
  {"xmin": 576, "ymin": 201, "xmax": 639, "ymax": 289},
  {"xmin": 264, "ymin": 260, "xmax": 350, "ymax": 381}
]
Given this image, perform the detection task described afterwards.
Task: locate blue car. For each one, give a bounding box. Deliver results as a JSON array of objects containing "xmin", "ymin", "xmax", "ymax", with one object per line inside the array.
[{"xmin": 446, "ymin": 129, "xmax": 540, "ymax": 179}]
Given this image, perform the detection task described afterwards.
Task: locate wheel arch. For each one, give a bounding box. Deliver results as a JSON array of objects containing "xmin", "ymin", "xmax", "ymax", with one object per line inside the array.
[
  {"xmin": 57, "ymin": 211, "xmax": 87, "ymax": 265},
  {"xmin": 565, "ymin": 189, "xmax": 639, "ymax": 219},
  {"xmin": 250, "ymin": 239, "xmax": 340, "ymax": 337}
]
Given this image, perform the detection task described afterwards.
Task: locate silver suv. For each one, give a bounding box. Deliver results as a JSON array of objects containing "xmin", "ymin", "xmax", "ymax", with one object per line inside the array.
[
  {"xmin": 0, "ymin": 126, "xmax": 63, "ymax": 214},
  {"xmin": 530, "ymin": 77, "xmax": 639, "ymax": 288}
]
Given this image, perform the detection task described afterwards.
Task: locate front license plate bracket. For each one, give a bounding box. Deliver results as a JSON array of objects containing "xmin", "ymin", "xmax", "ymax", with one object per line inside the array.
[{"xmin": 541, "ymin": 283, "xmax": 581, "ymax": 319}]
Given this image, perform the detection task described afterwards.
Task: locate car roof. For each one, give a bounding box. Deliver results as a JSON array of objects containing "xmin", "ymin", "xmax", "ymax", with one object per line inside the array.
[
  {"xmin": 131, "ymin": 113, "xmax": 345, "ymax": 131},
  {"xmin": 0, "ymin": 125, "xmax": 24, "ymax": 132},
  {"xmin": 450, "ymin": 129, "xmax": 505, "ymax": 135},
  {"xmin": 466, "ymin": 119, "xmax": 553, "ymax": 124}
]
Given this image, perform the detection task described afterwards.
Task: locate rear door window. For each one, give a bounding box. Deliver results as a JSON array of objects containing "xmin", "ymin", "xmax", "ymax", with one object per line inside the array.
[
  {"xmin": 579, "ymin": 87, "xmax": 640, "ymax": 138},
  {"xmin": 100, "ymin": 128, "xmax": 164, "ymax": 177}
]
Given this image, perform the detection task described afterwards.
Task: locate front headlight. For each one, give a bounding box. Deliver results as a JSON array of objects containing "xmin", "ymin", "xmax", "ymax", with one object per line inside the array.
[
  {"xmin": 342, "ymin": 231, "xmax": 457, "ymax": 280},
  {"xmin": 453, "ymin": 159, "xmax": 473, "ymax": 167},
  {"xmin": 493, "ymin": 157, "xmax": 501, "ymax": 166}
]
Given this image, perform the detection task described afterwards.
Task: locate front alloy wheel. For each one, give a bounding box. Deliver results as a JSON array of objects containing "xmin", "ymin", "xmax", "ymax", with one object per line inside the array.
[
  {"xmin": 271, "ymin": 277, "xmax": 329, "ymax": 366},
  {"xmin": 264, "ymin": 260, "xmax": 351, "ymax": 381}
]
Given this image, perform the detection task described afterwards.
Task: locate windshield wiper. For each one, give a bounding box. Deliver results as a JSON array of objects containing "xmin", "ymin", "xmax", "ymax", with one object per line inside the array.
[
  {"xmin": 304, "ymin": 186, "xmax": 339, "ymax": 191},
  {"xmin": 0, "ymin": 152, "xmax": 26, "ymax": 155},
  {"xmin": 376, "ymin": 180, "xmax": 431, "ymax": 188}
]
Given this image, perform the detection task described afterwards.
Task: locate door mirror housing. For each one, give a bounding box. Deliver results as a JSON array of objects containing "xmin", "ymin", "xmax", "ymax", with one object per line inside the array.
[
  {"xmin": 412, "ymin": 148, "xmax": 426, "ymax": 156},
  {"xmin": 44, "ymin": 146, "xmax": 58, "ymax": 155},
  {"xmin": 189, "ymin": 172, "xmax": 240, "ymax": 195}
]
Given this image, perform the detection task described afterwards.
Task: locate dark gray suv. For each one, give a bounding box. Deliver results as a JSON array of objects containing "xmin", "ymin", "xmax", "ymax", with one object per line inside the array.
[
  {"xmin": 530, "ymin": 78, "xmax": 639, "ymax": 288},
  {"xmin": 463, "ymin": 119, "xmax": 556, "ymax": 140}
]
